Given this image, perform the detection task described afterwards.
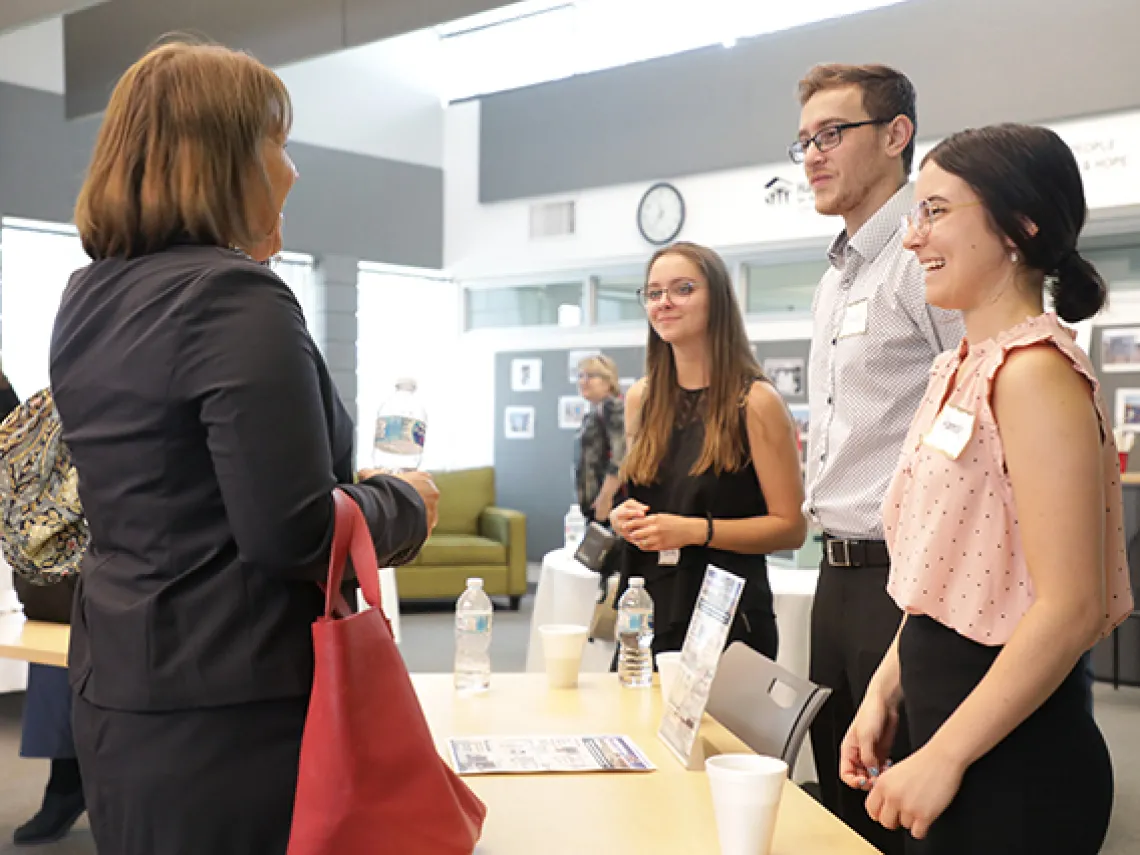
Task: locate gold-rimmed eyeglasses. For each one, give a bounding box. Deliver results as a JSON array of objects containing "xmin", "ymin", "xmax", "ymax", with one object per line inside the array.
[{"xmin": 902, "ymin": 199, "xmax": 984, "ymax": 239}]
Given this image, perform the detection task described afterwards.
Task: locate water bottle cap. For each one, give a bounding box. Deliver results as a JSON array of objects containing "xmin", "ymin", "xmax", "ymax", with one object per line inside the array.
[
  {"xmin": 629, "ymin": 577, "xmax": 645, "ymax": 587},
  {"xmin": 569, "ymin": 503, "xmax": 580, "ymax": 513},
  {"xmin": 396, "ymin": 377, "xmax": 417, "ymax": 392},
  {"xmin": 466, "ymin": 577, "xmax": 484, "ymax": 588}
]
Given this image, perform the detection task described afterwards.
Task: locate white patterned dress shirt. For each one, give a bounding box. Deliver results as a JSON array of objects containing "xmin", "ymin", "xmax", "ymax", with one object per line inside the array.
[{"xmin": 805, "ymin": 184, "xmax": 965, "ymax": 539}]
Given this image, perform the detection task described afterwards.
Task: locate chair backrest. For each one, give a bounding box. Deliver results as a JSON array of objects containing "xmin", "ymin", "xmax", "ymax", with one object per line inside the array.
[
  {"xmin": 706, "ymin": 642, "xmax": 830, "ymax": 770},
  {"xmin": 427, "ymin": 467, "xmax": 495, "ymax": 535}
]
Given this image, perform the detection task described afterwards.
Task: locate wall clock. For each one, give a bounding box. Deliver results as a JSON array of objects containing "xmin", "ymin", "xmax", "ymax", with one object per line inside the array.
[{"xmin": 636, "ymin": 182, "xmax": 685, "ymax": 246}]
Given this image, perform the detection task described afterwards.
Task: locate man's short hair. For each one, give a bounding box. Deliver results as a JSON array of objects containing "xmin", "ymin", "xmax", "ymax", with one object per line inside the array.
[{"xmin": 798, "ymin": 63, "xmax": 917, "ymax": 174}]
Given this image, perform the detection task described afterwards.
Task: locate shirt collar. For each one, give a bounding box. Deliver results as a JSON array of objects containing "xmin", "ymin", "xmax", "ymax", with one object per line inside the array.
[{"xmin": 827, "ymin": 183, "xmax": 915, "ymax": 269}]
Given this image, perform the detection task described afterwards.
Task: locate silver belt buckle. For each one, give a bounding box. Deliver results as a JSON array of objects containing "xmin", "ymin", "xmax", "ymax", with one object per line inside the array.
[{"xmin": 826, "ymin": 538, "xmax": 851, "ymax": 567}]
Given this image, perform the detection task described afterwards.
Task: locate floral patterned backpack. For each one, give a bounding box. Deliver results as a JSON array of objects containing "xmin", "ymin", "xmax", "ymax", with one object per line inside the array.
[{"xmin": 0, "ymin": 388, "xmax": 88, "ymax": 588}]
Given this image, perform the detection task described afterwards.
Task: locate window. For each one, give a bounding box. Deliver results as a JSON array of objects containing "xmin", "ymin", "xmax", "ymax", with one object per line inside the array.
[
  {"xmin": 1085, "ymin": 244, "xmax": 1140, "ymax": 291},
  {"xmin": 464, "ymin": 281, "xmax": 583, "ymax": 330},
  {"xmin": 595, "ymin": 276, "xmax": 645, "ymax": 324},
  {"xmin": 270, "ymin": 251, "xmax": 321, "ymax": 340},
  {"xmin": 0, "ymin": 219, "xmax": 90, "ymax": 397},
  {"xmin": 744, "ymin": 259, "xmax": 828, "ymax": 314},
  {"xmin": 356, "ymin": 264, "xmax": 461, "ymax": 470}
]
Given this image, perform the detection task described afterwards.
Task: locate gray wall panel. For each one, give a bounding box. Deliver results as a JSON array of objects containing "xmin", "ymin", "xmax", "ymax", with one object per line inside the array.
[
  {"xmin": 495, "ymin": 339, "xmax": 810, "ymax": 561},
  {"xmin": 344, "ymin": 0, "xmax": 509, "ymax": 46},
  {"xmin": 479, "ymin": 0, "xmax": 1140, "ymax": 202},
  {"xmin": 63, "ymin": 0, "xmax": 345, "ymax": 118},
  {"xmin": 0, "ymin": 0, "xmax": 105, "ymax": 33},
  {"xmin": 63, "ymin": 0, "xmax": 515, "ymax": 118},
  {"xmin": 0, "ymin": 82, "xmax": 444, "ymax": 268}
]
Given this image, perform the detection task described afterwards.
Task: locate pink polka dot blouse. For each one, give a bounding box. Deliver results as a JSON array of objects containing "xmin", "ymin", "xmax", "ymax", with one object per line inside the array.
[{"xmin": 884, "ymin": 312, "xmax": 1134, "ymax": 646}]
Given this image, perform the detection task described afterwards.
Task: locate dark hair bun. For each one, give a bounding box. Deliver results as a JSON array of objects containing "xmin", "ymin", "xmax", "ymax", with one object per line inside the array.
[{"xmin": 1049, "ymin": 250, "xmax": 1106, "ymax": 324}]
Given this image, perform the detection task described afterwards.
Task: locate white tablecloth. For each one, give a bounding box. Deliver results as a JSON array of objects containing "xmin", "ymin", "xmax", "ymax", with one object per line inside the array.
[{"xmin": 525, "ymin": 548, "xmax": 615, "ymax": 672}]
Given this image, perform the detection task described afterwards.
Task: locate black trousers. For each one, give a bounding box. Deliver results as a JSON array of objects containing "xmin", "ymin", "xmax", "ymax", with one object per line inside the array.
[
  {"xmin": 809, "ymin": 559, "xmax": 910, "ymax": 855},
  {"xmin": 901, "ymin": 614, "xmax": 1112, "ymax": 854},
  {"xmin": 74, "ymin": 692, "xmax": 309, "ymax": 855}
]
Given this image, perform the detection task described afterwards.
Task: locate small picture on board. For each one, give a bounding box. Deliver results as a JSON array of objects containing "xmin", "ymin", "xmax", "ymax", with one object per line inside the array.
[
  {"xmin": 763, "ymin": 357, "xmax": 805, "ymax": 398},
  {"xmin": 568, "ymin": 349, "xmax": 602, "ymax": 383},
  {"xmin": 1115, "ymin": 389, "xmax": 1140, "ymax": 432},
  {"xmin": 511, "ymin": 358, "xmax": 543, "ymax": 392},
  {"xmin": 504, "ymin": 406, "xmax": 535, "ymax": 440},
  {"xmin": 787, "ymin": 404, "xmax": 810, "ymax": 441},
  {"xmin": 558, "ymin": 395, "xmax": 589, "ymax": 430},
  {"xmin": 1101, "ymin": 328, "xmax": 1140, "ymax": 372}
]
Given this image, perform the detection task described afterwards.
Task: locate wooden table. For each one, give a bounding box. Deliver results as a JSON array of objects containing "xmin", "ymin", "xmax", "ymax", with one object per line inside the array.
[
  {"xmin": 413, "ymin": 672, "xmax": 878, "ymax": 854},
  {"xmin": 0, "ymin": 613, "xmax": 70, "ymax": 667}
]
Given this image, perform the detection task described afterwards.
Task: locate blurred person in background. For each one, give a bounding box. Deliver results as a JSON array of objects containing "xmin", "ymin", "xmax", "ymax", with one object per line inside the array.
[
  {"xmin": 49, "ymin": 40, "xmax": 437, "ymax": 855},
  {"xmin": 575, "ymin": 354, "xmax": 625, "ymax": 529}
]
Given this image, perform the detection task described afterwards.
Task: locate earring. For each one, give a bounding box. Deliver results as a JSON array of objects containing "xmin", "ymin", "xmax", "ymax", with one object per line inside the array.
[{"xmin": 1010, "ymin": 251, "xmax": 1019, "ymax": 265}]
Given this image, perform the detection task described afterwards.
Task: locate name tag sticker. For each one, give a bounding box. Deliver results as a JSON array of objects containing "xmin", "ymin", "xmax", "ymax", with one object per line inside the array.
[
  {"xmin": 923, "ymin": 405, "xmax": 975, "ymax": 459},
  {"xmin": 838, "ymin": 299, "xmax": 869, "ymax": 338},
  {"xmin": 659, "ymin": 549, "xmax": 680, "ymax": 566}
]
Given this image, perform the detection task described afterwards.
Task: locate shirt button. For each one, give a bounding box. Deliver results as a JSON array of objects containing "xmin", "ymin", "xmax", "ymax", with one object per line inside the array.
[
  {"xmin": 820, "ymin": 454, "xmax": 826, "ymax": 462},
  {"xmin": 831, "ymin": 338, "xmax": 838, "ymax": 346},
  {"xmin": 827, "ymin": 396, "xmax": 833, "ymax": 405}
]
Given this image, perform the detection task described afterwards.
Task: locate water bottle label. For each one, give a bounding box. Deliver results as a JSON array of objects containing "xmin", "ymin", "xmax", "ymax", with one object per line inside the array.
[
  {"xmin": 472, "ymin": 614, "xmax": 490, "ymax": 633},
  {"xmin": 621, "ymin": 612, "xmax": 645, "ymax": 633},
  {"xmin": 374, "ymin": 415, "xmax": 426, "ymax": 450}
]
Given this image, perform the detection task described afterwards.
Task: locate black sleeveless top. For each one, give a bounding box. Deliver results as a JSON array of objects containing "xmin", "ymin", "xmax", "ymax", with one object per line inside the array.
[{"xmin": 622, "ymin": 382, "xmax": 775, "ymax": 640}]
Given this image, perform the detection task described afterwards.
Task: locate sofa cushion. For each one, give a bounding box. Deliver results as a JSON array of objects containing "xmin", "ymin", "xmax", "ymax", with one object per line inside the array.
[
  {"xmin": 429, "ymin": 467, "xmax": 495, "ymax": 536},
  {"xmin": 414, "ymin": 534, "xmax": 507, "ymax": 567}
]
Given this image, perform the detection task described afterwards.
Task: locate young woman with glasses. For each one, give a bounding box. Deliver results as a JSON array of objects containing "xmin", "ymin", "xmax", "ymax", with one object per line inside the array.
[
  {"xmin": 844, "ymin": 125, "xmax": 1133, "ymax": 852},
  {"xmin": 608, "ymin": 242, "xmax": 807, "ymax": 658}
]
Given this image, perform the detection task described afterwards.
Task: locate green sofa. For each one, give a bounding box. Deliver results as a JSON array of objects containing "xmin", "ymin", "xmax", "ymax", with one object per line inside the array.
[{"xmin": 396, "ymin": 467, "xmax": 527, "ymax": 610}]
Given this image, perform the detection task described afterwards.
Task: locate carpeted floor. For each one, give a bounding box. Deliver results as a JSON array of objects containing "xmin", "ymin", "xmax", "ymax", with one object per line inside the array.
[{"xmin": 0, "ymin": 593, "xmax": 1137, "ymax": 853}]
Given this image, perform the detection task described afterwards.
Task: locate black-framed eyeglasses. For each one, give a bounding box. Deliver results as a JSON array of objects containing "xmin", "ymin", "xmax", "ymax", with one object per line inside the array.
[
  {"xmin": 788, "ymin": 119, "xmax": 890, "ymax": 164},
  {"xmin": 577, "ymin": 371, "xmax": 605, "ymax": 382},
  {"xmin": 636, "ymin": 281, "xmax": 698, "ymax": 307}
]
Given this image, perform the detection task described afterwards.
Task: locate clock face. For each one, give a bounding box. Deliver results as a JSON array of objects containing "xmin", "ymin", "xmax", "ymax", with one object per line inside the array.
[{"xmin": 637, "ymin": 182, "xmax": 685, "ymax": 246}]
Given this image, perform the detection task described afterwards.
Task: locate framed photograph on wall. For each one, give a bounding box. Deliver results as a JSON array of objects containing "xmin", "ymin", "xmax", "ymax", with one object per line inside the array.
[
  {"xmin": 1101, "ymin": 327, "xmax": 1140, "ymax": 372},
  {"xmin": 504, "ymin": 406, "xmax": 536, "ymax": 439},
  {"xmin": 1115, "ymin": 389, "xmax": 1140, "ymax": 432},
  {"xmin": 558, "ymin": 395, "xmax": 589, "ymax": 430},
  {"xmin": 567, "ymin": 349, "xmax": 601, "ymax": 383},
  {"xmin": 511, "ymin": 358, "xmax": 543, "ymax": 392},
  {"xmin": 763, "ymin": 357, "xmax": 805, "ymax": 398}
]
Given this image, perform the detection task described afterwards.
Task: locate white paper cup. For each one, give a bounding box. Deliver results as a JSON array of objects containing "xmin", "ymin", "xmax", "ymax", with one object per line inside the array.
[
  {"xmin": 705, "ymin": 754, "xmax": 788, "ymax": 855},
  {"xmin": 539, "ymin": 624, "xmax": 588, "ymax": 689},
  {"xmin": 656, "ymin": 651, "xmax": 682, "ymax": 702}
]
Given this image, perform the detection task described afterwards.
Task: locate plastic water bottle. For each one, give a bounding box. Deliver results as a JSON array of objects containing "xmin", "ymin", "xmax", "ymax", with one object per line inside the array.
[
  {"xmin": 564, "ymin": 503, "xmax": 586, "ymax": 550},
  {"xmin": 454, "ymin": 578, "xmax": 493, "ymax": 695},
  {"xmin": 617, "ymin": 577, "xmax": 655, "ymax": 688},
  {"xmin": 373, "ymin": 378, "xmax": 427, "ymax": 471}
]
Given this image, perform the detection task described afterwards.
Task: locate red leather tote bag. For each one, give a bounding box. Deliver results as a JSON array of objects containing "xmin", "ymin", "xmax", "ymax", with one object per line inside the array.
[{"xmin": 288, "ymin": 489, "xmax": 486, "ymax": 855}]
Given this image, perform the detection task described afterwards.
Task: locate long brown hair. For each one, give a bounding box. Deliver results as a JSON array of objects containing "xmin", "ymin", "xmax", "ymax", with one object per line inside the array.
[
  {"xmin": 623, "ymin": 242, "xmax": 761, "ymax": 485},
  {"xmin": 75, "ymin": 39, "xmax": 292, "ymax": 260}
]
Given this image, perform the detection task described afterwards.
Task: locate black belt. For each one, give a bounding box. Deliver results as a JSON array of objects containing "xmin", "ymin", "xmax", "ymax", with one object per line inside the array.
[{"xmin": 823, "ymin": 535, "xmax": 890, "ymax": 568}]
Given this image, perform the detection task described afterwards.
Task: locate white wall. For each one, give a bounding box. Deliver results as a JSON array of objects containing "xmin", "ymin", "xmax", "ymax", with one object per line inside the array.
[
  {"xmin": 445, "ymin": 101, "xmax": 1140, "ymax": 281},
  {"xmin": 277, "ymin": 30, "xmax": 445, "ymax": 169},
  {"xmin": 0, "ymin": 17, "xmax": 64, "ymax": 93}
]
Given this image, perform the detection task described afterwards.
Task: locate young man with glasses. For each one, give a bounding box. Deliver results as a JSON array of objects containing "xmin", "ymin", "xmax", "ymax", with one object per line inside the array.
[{"xmin": 793, "ymin": 64, "xmax": 964, "ymax": 855}]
